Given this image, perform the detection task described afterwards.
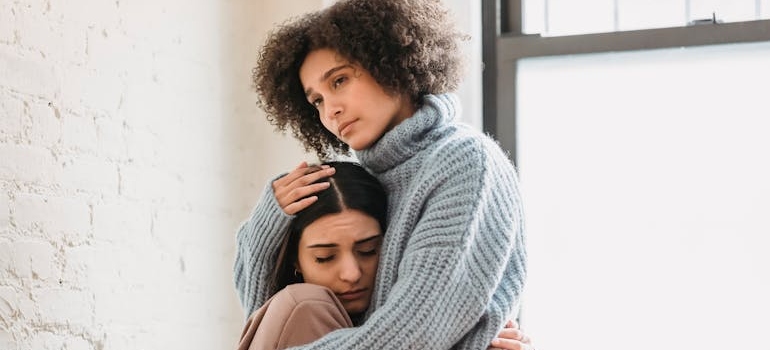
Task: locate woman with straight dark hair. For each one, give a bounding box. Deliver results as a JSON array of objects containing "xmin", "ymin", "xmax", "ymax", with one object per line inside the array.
[
  {"xmin": 236, "ymin": 161, "xmax": 387, "ymax": 349},
  {"xmin": 269, "ymin": 162, "xmax": 387, "ymax": 301}
]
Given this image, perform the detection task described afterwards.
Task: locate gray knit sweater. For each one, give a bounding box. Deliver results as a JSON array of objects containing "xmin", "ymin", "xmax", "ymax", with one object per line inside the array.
[{"xmin": 234, "ymin": 93, "xmax": 526, "ymax": 349}]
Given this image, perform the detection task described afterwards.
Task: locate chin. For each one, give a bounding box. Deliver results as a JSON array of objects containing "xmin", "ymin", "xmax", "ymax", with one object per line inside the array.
[
  {"xmin": 340, "ymin": 134, "xmax": 377, "ymax": 151},
  {"xmin": 347, "ymin": 140, "xmax": 376, "ymax": 151},
  {"xmin": 345, "ymin": 308, "xmax": 363, "ymax": 315},
  {"xmin": 343, "ymin": 303, "xmax": 367, "ymax": 315}
]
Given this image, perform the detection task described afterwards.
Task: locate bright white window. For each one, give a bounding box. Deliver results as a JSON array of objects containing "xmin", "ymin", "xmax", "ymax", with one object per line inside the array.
[
  {"xmin": 764, "ymin": 0, "xmax": 770, "ymax": 17},
  {"xmin": 517, "ymin": 41, "xmax": 770, "ymax": 350},
  {"xmin": 689, "ymin": 0, "xmax": 755, "ymax": 23},
  {"xmin": 617, "ymin": 0, "xmax": 687, "ymax": 31},
  {"xmin": 524, "ymin": 0, "xmax": 770, "ymax": 36}
]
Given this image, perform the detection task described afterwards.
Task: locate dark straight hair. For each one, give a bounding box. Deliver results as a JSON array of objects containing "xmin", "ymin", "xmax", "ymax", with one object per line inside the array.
[{"xmin": 268, "ymin": 161, "xmax": 387, "ymax": 295}]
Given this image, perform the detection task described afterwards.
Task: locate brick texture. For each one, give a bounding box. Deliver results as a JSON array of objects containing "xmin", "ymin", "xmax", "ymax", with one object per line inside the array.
[{"xmin": 0, "ymin": 0, "xmax": 315, "ymax": 348}]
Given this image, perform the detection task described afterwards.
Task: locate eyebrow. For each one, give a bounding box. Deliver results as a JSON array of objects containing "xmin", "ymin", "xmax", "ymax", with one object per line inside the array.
[
  {"xmin": 304, "ymin": 64, "xmax": 354, "ymax": 98},
  {"xmin": 306, "ymin": 233, "xmax": 382, "ymax": 249}
]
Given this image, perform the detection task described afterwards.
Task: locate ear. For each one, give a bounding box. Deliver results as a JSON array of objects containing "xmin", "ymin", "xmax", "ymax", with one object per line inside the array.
[{"xmin": 294, "ymin": 262, "xmax": 301, "ymax": 274}]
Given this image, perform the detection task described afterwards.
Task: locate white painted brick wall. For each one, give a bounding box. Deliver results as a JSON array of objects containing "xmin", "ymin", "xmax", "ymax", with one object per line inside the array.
[
  {"xmin": 0, "ymin": 192, "xmax": 9, "ymax": 228},
  {"xmin": 0, "ymin": 0, "xmax": 312, "ymax": 348}
]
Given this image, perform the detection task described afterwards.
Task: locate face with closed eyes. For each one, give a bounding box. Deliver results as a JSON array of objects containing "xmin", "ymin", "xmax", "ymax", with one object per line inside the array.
[{"xmin": 295, "ymin": 209, "xmax": 382, "ymax": 315}]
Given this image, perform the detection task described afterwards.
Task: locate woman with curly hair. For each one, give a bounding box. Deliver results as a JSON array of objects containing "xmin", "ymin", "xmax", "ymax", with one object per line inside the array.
[{"xmin": 234, "ymin": 0, "xmax": 530, "ymax": 349}]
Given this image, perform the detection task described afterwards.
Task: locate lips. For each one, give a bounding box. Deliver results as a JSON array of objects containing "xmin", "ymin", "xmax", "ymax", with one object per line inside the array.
[
  {"xmin": 337, "ymin": 119, "xmax": 356, "ymax": 137},
  {"xmin": 336, "ymin": 288, "xmax": 367, "ymax": 301}
]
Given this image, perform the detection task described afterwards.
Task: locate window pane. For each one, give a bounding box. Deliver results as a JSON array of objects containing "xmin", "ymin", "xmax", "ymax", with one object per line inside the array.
[
  {"xmin": 617, "ymin": 0, "xmax": 686, "ymax": 31},
  {"xmin": 517, "ymin": 41, "xmax": 770, "ymax": 350},
  {"xmin": 689, "ymin": 0, "xmax": 755, "ymax": 23},
  {"xmin": 523, "ymin": 0, "xmax": 546, "ymax": 34},
  {"xmin": 525, "ymin": 0, "xmax": 765, "ymax": 36},
  {"xmin": 546, "ymin": 0, "xmax": 615, "ymax": 36}
]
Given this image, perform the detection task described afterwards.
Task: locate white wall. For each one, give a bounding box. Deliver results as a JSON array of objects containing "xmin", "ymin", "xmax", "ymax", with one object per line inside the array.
[
  {"xmin": 443, "ymin": 0, "xmax": 483, "ymax": 130},
  {"xmin": 250, "ymin": 1, "xmax": 322, "ymax": 187},
  {"xmin": 0, "ymin": 0, "xmax": 282, "ymax": 348}
]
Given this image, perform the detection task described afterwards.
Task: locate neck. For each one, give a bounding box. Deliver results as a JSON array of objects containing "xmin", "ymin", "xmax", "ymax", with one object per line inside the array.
[{"xmin": 385, "ymin": 95, "xmax": 417, "ymax": 132}]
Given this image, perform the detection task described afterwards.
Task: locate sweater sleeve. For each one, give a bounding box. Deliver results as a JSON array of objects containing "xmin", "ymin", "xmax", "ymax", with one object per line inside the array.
[
  {"xmin": 233, "ymin": 180, "xmax": 294, "ymax": 318},
  {"xmin": 287, "ymin": 137, "xmax": 527, "ymax": 349}
]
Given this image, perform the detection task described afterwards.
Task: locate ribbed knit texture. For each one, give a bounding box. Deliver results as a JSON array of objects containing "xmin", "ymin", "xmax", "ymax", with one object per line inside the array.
[
  {"xmin": 233, "ymin": 93, "xmax": 526, "ymax": 349},
  {"xmin": 233, "ymin": 180, "xmax": 294, "ymax": 314}
]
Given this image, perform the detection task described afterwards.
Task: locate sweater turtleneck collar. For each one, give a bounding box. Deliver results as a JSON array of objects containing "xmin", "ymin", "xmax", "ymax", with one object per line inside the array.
[{"xmin": 356, "ymin": 93, "xmax": 459, "ymax": 173}]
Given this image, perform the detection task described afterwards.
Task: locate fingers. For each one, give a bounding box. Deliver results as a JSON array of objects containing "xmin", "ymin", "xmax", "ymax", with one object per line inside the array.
[
  {"xmin": 278, "ymin": 179, "xmax": 331, "ymax": 202},
  {"xmin": 273, "ymin": 162, "xmax": 336, "ymax": 215},
  {"xmin": 506, "ymin": 319, "xmax": 518, "ymax": 329},
  {"xmin": 273, "ymin": 162, "xmax": 321, "ymax": 188},
  {"xmin": 489, "ymin": 337, "xmax": 527, "ymax": 350},
  {"xmin": 497, "ymin": 328, "xmax": 525, "ymax": 342},
  {"xmin": 491, "ymin": 320, "xmax": 533, "ymax": 350},
  {"xmin": 489, "ymin": 339, "xmax": 519, "ymax": 350},
  {"xmin": 281, "ymin": 195, "xmax": 319, "ymax": 216},
  {"xmin": 502, "ymin": 320, "xmax": 529, "ymax": 344}
]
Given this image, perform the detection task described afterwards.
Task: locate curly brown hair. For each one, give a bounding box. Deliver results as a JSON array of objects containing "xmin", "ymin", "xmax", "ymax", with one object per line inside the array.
[{"xmin": 253, "ymin": 0, "xmax": 465, "ymax": 159}]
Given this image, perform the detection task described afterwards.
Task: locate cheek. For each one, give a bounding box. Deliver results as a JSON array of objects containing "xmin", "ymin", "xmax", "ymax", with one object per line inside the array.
[
  {"xmin": 362, "ymin": 257, "xmax": 379, "ymax": 276},
  {"xmin": 298, "ymin": 264, "xmax": 326, "ymax": 286},
  {"xmin": 319, "ymin": 118, "xmax": 336, "ymax": 135},
  {"xmin": 297, "ymin": 256, "xmax": 320, "ymax": 282},
  {"xmin": 297, "ymin": 258, "xmax": 336, "ymax": 287}
]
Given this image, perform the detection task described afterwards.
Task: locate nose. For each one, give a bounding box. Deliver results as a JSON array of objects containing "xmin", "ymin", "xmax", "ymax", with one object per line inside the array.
[
  {"xmin": 338, "ymin": 255, "xmax": 362, "ymax": 283},
  {"xmin": 323, "ymin": 97, "xmax": 343, "ymax": 121}
]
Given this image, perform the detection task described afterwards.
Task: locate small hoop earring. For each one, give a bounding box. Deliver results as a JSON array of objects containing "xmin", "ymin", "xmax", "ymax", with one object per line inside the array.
[{"xmin": 294, "ymin": 269, "xmax": 301, "ymax": 278}]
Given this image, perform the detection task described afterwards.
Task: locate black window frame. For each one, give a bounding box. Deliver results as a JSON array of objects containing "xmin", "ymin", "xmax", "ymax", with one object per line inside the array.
[{"xmin": 482, "ymin": 0, "xmax": 770, "ymax": 164}]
